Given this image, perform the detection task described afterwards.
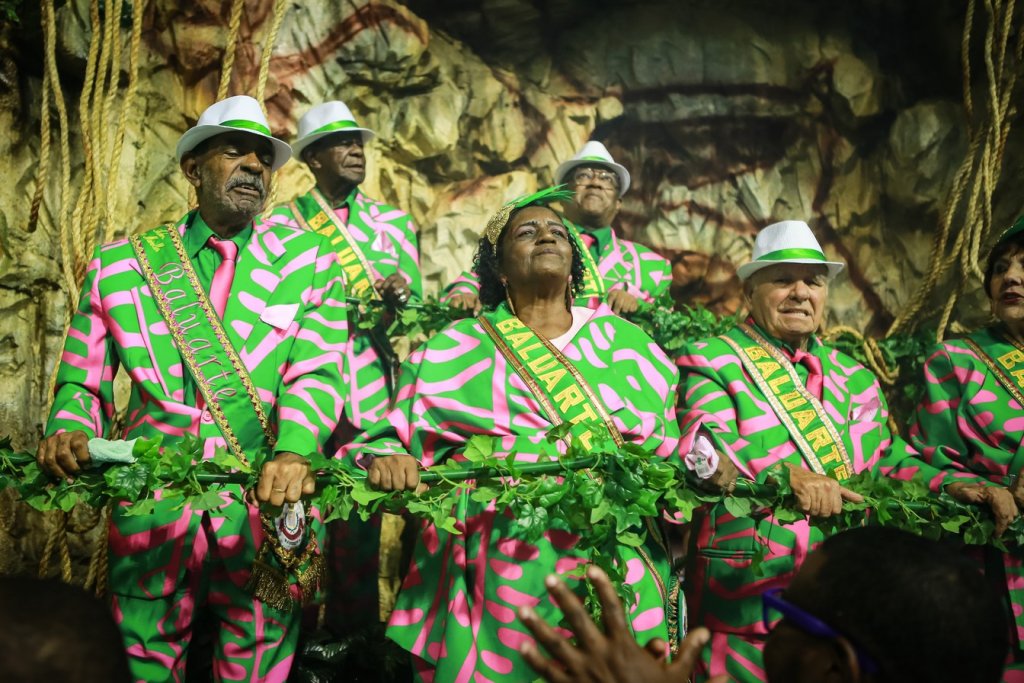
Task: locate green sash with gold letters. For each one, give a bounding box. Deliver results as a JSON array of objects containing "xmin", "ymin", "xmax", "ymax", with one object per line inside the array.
[
  {"xmin": 720, "ymin": 323, "xmax": 854, "ymax": 482},
  {"xmin": 290, "ymin": 188, "xmax": 377, "ymax": 299}
]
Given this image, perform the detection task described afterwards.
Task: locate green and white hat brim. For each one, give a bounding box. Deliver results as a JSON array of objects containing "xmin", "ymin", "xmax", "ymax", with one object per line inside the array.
[
  {"xmin": 292, "ymin": 121, "xmax": 375, "ymax": 158},
  {"xmin": 176, "ymin": 120, "xmax": 292, "ymax": 172},
  {"xmin": 737, "ymin": 248, "xmax": 845, "ymax": 281},
  {"xmin": 555, "ymin": 156, "xmax": 631, "ymax": 197}
]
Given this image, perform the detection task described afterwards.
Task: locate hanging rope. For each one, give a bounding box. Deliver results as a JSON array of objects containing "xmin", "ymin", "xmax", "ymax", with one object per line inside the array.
[
  {"xmin": 887, "ymin": 0, "xmax": 1023, "ymax": 340},
  {"xmin": 824, "ymin": 325, "xmax": 900, "ymax": 386},
  {"xmin": 69, "ymin": 0, "xmax": 103, "ymax": 281},
  {"xmin": 255, "ymin": 0, "xmax": 290, "ymax": 210},
  {"xmin": 27, "ymin": 63, "xmax": 52, "ymax": 233},
  {"xmin": 103, "ymin": 0, "xmax": 147, "ymax": 243},
  {"xmin": 217, "ymin": 0, "xmax": 247, "ymax": 100}
]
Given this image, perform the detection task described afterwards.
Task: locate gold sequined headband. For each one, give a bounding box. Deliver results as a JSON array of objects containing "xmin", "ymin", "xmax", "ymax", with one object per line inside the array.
[{"xmin": 484, "ymin": 185, "xmax": 576, "ymax": 252}]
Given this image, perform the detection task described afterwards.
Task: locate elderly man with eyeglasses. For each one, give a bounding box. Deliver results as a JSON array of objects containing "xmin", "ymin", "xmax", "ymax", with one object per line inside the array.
[
  {"xmin": 518, "ymin": 526, "xmax": 1008, "ymax": 683},
  {"xmin": 443, "ymin": 141, "xmax": 672, "ymax": 315}
]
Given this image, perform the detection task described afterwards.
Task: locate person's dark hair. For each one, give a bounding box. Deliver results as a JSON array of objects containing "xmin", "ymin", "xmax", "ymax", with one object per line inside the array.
[
  {"xmin": 806, "ymin": 527, "xmax": 1007, "ymax": 683},
  {"xmin": 473, "ymin": 206, "xmax": 585, "ymax": 309},
  {"xmin": 984, "ymin": 230, "xmax": 1024, "ymax": 295},
  {"xmin": 0, "ymin": 577, "xmax": 132, "ymax": 682}
]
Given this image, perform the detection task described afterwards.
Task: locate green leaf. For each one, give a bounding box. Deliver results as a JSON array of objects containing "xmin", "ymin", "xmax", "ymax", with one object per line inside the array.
[
  {"xmin": 190, "ymin": 490, "xmax": 225, "ymax": 511},
  {"xmin": 104, "ymin": 462, "xmax": 152, "ymax": 500},
  {"xmin": 724, "ymin": 495, "xmax": 752, "ymax": 518},
  {"xmin": 212, "ymin": 448, "xmax": 252, "ymax": 474}
]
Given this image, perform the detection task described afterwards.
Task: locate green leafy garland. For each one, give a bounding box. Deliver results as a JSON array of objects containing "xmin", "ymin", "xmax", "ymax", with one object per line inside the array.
[{"xmin": 3, "ymin": 429, "xmax": 1017, "ymax": 608}]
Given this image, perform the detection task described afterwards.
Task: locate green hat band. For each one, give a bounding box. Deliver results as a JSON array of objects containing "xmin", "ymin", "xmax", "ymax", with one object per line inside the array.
[
  {"xmin": 220, "ymin": 119, "xmax": 272, "ymax": 136},
  {"xmin": 311, "ymin": 120, "xmax": 360, "ymax": 135},
  {"xmin": 580, "ymin": 155, "xmax": 611, "ymax": 162},
  {"xmin": 757, "ymin": 247, "xmax": 826, "ymax": 263}
]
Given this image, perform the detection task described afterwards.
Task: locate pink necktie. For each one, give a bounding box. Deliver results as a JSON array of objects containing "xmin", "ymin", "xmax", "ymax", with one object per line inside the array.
[
  {"xmin": 792, "ymin": 348, "xmax": 824, "ymax": 400},
  {"xmin": 196, "ymin": 237, "xmax": 237, "ymax": 412},
  {"xmin": 208, "ymin": 237, "xmax": 238, "ymax": 318}
]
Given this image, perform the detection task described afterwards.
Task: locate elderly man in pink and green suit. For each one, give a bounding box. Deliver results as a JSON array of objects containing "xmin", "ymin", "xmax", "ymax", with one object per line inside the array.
[
  {"xmin": 673, "ymin": 220, "xmax": 948, "ymax": 682},
  {"xmin": 909, "ymin": 217, "xmax": 1024, "ymax": 681},
  {"xmin": 264, "ymin": 100, "xmax": 422, "ymax": 634},
  {"xmin": 443, "ymin": 141, "xmax": 671, "ymax": 316},
  {"xmin": 37, "ymin": 96, "xmax": 349, "ymax": 683}
]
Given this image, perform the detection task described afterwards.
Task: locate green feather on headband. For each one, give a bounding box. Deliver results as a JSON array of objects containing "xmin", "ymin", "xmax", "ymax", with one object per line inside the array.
[{"xmin": 484, "ymin": 184, "xmax": 576, "ymax": 251}]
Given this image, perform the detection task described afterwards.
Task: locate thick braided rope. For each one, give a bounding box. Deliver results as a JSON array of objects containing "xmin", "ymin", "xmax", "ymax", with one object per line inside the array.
[
  {"xmin": 37, "ymin": 510, "xmax": 65, "ymax": 578},
  {"xmin": 84, "ymin": 504, "xmax": 111, "ymax": 596},
  {"xmin": 28, "ymin": 64, "xmax": 52, "ymax": 232},
  {"xmin": 887, "ymin": 0, "xmax": 1020, "ymax": 339},
  {"xmin": 69, "ymin": 0, "xmax": 103, "ymax": 275},
  {"xmin": 255, "ymin": 0, "xmax": 289, "ymax": 210},
  {"xmin": 103, "ymin": 0, "xmax": 146, "ymax": 243},
  {"xmin": 41, "ymin": 0, "xmax": 76, "ymax": 311},
  {"xmin": 824, "ymin": 325, "xmax": 899, "ymax": 385},
  {"xmin": 217, "ymin": 0, "xmax": 247, "ymax": 100}
]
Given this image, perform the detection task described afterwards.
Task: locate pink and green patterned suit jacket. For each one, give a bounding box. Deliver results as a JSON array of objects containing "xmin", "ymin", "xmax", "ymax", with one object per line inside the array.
[
  {"xmin": 45, "ymin": 210, "xmax": 349, "ymax": 600},
  {"xmin": 676, "ymin": 324, "xmax": 941, "ymax": 683},
  {"xmin": 442, "ymin": 221, "xmax": 672, "ymax": 307},
  {"xmin": 350, "ymin": 303, "xmax": 681, "ymax": 683},
  {"xmin": 266, "ymin": 188, "xmax": 421, "ymax": 433},
  {"xmin": 909, "ymin": 326, "xmax": 1024, "ymax": 665}
]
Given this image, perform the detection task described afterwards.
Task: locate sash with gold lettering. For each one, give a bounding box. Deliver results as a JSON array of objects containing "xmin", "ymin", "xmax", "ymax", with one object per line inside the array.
[
  {"xmin": 964, "ymin": 331, "xmax": 1024, "ymax": 472},
  {"xmin": 290, "ymin": 188, "xmax": 377, "ymax": 299},
  {"xmin": 564, "ymin": 219, "xmax": 607, "ymax": 300},
  {"xmin": 130, "ymin": 220, "xmax": 324, "ymax": 609},
  {"xmin": 719, "ymin": 323, "xmax": 854, "ymax": 482},
  {"xmin": 479, "ymin": 303, "xmax": 623, "ymax": 451}
]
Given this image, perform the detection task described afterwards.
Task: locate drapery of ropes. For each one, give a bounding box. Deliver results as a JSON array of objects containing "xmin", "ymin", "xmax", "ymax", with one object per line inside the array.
[
  {"xmin": 217, "ymin": 0, "xmax": 248, "ymax": 102},
  {"xmin": 887, "ymin": 0, "xmax": 1023, "ymax": 341}
]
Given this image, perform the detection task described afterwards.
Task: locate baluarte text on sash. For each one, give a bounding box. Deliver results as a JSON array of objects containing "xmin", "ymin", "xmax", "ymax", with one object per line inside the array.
[
  {"xmin": 722, "ymin": 324, "xmax": 853, "ymax": 482},
  {"xmin": 291, "ymin": 190, "xmax": 376, "ymax": 299}
]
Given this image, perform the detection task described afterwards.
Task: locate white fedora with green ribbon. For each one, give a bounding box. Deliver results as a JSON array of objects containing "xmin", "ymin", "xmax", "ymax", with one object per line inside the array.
[
  {"xmin": 292, "ymin": 100, "xmax": 376, "ymax": 159},
  {"xmin": 176, "ymin": 95, "xmax": 292, "ymax": 171},
  {"xmin": 737, "ymin": 220, "xmax": 845, "ymax": 281},
  {"xmin": 555, "ymin": 140, "xmax": 631, "ymax": 197}
]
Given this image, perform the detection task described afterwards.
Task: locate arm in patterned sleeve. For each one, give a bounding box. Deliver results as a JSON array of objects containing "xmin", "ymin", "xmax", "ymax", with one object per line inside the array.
[
  {"xmin": 396, "ymin": 215, "xmax": 423, "ymax": 301},
  {"xmin": 905, "ymin": 345, "xmax": 992, "ymax": 491},
  {"xmin": 439, "ymin": 270, "xmax": 481, "ymax": 303},
  {"xmin": 45, "ymin": 246, "xmax": 118, "ymax": 438},
  {"xmin": 273, "ymin": 237, "xmax": 350, "ymax": 457},
  {"xmin": 675, "ymin": 343, "xmax": 751, "ymax": 480}
]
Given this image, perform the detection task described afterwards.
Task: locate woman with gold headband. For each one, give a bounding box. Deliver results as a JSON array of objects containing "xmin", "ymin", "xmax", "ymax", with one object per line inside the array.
[{"xmin": 347, "ymin": 187, "xmax": 683, "ymax": 681}]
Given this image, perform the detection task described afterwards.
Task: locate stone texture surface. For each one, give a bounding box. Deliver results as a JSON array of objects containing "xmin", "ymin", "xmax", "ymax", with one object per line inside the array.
[{"xmin": 0, "ymin": 0, "xmax": 1020, "ymax": 575}]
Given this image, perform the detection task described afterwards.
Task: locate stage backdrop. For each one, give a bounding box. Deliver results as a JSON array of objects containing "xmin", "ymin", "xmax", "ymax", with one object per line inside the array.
[{"xmin": 0, "ymin": 0, "xmax": 1021, "ymax": 578}]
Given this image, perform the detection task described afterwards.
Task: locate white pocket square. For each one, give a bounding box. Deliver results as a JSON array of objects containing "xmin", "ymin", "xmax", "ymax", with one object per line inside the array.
[{"xmin": 259, "ymin": 303, "xmax": 300, "ymax": 329}]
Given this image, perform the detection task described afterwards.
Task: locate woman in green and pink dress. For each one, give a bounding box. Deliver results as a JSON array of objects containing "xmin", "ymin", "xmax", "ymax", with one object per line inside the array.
[
  {"xmin": 349, "ymin": 187, "xmax": 683, "ymax": 682},
  {"xmin": 910, "ymin": 218, "xmax": 1024, "ymax": 681}
]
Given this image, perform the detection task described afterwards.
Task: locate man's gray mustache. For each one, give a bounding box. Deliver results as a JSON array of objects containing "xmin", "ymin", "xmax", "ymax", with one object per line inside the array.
[{"xmin": 227, "ymin": 175, "xmax": 266, "ymax": 197}]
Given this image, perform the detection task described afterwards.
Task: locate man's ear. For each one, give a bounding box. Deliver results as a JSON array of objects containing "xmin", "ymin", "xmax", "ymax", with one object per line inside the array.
[
  {"xmin": 181, "ymin": 155, "xmax": 202, "ymax": 189},
  {"xmin": 304, "ymin": 149, "xmax": 322, "ymax": 171},
  {"xmin": 801, "ymin": 639, "xmax": 861, "ymax": 683},
  {"xmin": 832, "ymin": 636, "xmax": 866, "ymax": 683}
]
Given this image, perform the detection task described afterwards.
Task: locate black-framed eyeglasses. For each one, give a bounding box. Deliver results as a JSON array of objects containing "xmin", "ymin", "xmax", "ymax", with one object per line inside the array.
[
  {"xmin": 762, "ymin": 587, "xmax": 880, "ymax": 676},
  {"xmin": 571, "ymin": 168, "xmax": 619, "ymax": 188}
]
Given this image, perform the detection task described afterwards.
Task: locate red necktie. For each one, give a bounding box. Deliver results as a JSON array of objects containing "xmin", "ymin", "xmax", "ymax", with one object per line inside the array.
[
  {"xmin": 792, "ymin": 348, "xmax": 824, "ymax": 400},
  {"xmin": 208, "ymin": 237, "xmax": 238, "ymax": 318}
]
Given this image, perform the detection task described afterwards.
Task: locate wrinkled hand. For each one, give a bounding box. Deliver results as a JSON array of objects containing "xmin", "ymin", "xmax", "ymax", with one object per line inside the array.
[
  {"xmin": 948, "ymin": 481, "xmax": 1019, "ymax": 536},
  {"xmin": 256, "ymin": 452, "xmax": 314, "ymax": 506},
  {"xmin": 606, "ymin": 289, "xmax": 639, "ymax": 315},
  {"xmin": 368, "ymin": 454, "xmax": 421, "ymax": 491},
  {"xmin": 448, "ymin": 292, "xmax": 481, "ymax": 315},
  {"xmin": 519, "ymin": 566, "xmax": 726, "ymax": 683},
  {"xmin": 375, "ymin": 274, "xmax": 412, "ymax": 308},
  {"xmin": 786, "ymin": 463, "xmax": 864, "ymax": 517},
  {"xmin": 36, "ymin": 430, "xmax": 91, "ymax": 482}
]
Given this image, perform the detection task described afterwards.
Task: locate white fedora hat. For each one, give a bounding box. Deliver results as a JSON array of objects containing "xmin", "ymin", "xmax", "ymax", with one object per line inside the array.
[
  {"xmin": 176, "ymin": 95, "xmax": 291, "ymax": 172},
  {"xmin": 737, "ymin": 220, "xmax": 845, "ymax": 281},
  {"xmin": 292, "ymin": 101, "xmax": 376, "ymax": 159},
  {"xmin": 555, "ymin": 140, "xmax": 631, "ymax": 197}
]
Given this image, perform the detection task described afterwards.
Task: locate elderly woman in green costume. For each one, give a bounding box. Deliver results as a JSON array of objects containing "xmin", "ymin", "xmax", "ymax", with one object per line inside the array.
[
  {"xmin": 348, "ymin": 187, "xmax": 684, "ymax": 682},
  {"xmin": 909, "ymin": 217, "xmax": 1024, "ymax": 680}
]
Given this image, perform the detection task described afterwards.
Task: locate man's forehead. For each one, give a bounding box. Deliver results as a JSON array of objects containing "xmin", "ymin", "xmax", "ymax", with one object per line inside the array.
[
  {"xmin": 754, "ymin": 262, "xmax": 829, "ymax": 281},
  {"xmin": 202, "ymin": 131, "xmax": 274, "ymax": 155}
]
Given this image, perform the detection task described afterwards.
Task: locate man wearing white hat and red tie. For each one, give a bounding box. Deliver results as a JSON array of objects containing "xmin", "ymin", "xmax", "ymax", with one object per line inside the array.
[
  {"xmin": 443, "ymin": 140, "xmax": 672, "ymax": 314},
  {"xmin": 672, "ymin": 220, "xmax": 946, "ymax": 682},
  {"xmin": 36, "ymin": 95, "xmax": 350, "ymax": 682},
  {"xmin": 266, "ymin": 100, "xmax": 421, "ymax": 635}
]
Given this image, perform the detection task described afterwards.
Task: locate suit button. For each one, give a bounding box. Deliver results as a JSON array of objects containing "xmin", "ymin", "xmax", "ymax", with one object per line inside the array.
[{"xmin": 201, "ymin": 410, "xmax": 213, "ymax": 423}]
